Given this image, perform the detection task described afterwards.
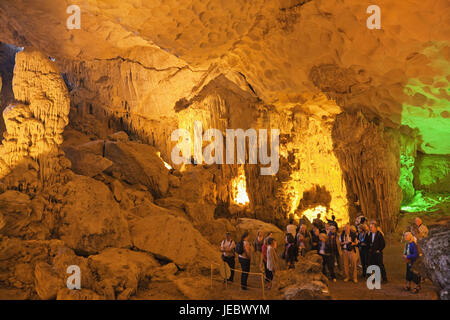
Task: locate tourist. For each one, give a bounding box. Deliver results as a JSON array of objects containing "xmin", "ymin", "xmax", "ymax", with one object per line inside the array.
[
  {"xmin": 355, "ymin": 214, "xmax": 366, "ymax": 227},
  {"xmin": 403, "ymin": 232, "xmax": 421, "ymax": 293},
  {"xmin": 237, "ymin": 231, "xmax": 252, "ymax": 290},
  {"xmin": 413, "ymin": 217, "xmax": 429, "ymax": 240},
  {"xmin": 261, "ymin": 232, "xmax": 271, "ymax": 284},
  {"xmin": 266, "ymin": 238, "xmax": 279, "ymax": 289},
  {"xmin": 340, "ymin": 224, "xmax": 359, "ymax": 283},
  {"xmin": 313, "ymin": 213, "xmax": 325, "ymax": 231},
  {"xmin": 310, "ymin": 226, "xmax": 320, "ymax": 252},
  {"xmin": 328, "ymin": 225, "xmax": 341, "ymax": 271},
  {"xmin": 327, "ymin": 215, "xmax": 339, "ymax": 231},
  {"xmin": 325, "ymin": 223, "xmax": 331, "ymax": 236},
  {"xmin": 220, "ymin": 232, "xmax": 236, "ymax": 283},
  {"xmin": 254, "ymin": 231, "xmax": 264, "ymax": 268},
  {"xmin": 284, "ymin": 232, "xmax": 297, "ymax": 269},
  {"xmin": 319, "ymin": 233, "xmax": 336, "ymax": 282},
  {"xmin": 368, "ymin": 222, "xmax": 388, "ymax": 283},
  {"xmin": 357, "ymin": 224, "xmax": 370, "ymax": 277},
  {"xmin": 286, "ymin": 218, "xmax": 297, "ymax": 238},
  {"xmin": 296, "ymin": 224, "xmax": 309, "ymax": 257}
]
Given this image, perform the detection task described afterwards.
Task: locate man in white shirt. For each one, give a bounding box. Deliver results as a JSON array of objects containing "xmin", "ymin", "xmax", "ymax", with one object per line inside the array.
[
  {"xmin": 286, "ymin": 218, "xmax": 297, "ymax": 238},
  {"xmin": 220, "ymin": 232, "xmax": 236, "ymax": 282}
]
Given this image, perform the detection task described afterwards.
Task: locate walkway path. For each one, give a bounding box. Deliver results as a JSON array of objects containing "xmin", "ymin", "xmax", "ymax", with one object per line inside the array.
[{"xmin": 328, "ymin": 240, "xmax": 439, "ymax": 300}]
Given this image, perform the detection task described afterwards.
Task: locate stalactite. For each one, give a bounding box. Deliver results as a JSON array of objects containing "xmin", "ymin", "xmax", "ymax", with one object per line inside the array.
[{"xmin": 332, "ymin": 111, "xmax": 402, "ymax": 232}]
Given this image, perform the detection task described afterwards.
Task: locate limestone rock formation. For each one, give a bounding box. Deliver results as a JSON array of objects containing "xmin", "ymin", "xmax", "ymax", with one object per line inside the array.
[
  {"xmin": 333, "ymin": 112, "xmax": 402, "ymax": 232},
  {"xmin": 63, "ymin": 143, "xmax": 113, "ymax": 177},
  {"xmin": 130, "ymin": 213, "xmax": 221, "ymax": 271},
  {"xmin": 58, "ymin": 175, "xmax": 131, "ymax": 255},
  {"xmin": 0, "ymin": 48, "xmax": 70, "ymax": 186},
  {"xmin": 419, "ymin": 222, "xmax": 450, "ymax": 300},
  {"xmin": 104, "ymin": 141, "xmax": 169, "ymax": 198},
  {"xmin": 414, "ymin": 154, "xmax": 450, "ymax": 193},
  {"xmin": 277, "ymin": 252, "xmax": 330, "ymax": 300},
  {"xmin": 88, "ymin": 248, "xmax": 160, "ymax": 298},
  {"xmin": 236, "ymin": 218, "xmax": 285, "ymax": 250},
  {"xmin": 34, "ymin": 262, "xmax": 64, "ymax": 300}
]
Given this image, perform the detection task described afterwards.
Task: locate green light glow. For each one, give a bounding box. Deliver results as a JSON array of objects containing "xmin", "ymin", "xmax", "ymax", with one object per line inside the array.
[
  {"xmin": 401, "ymin": 42, "xmax": 450, "ymax": 155},
  {"xmin": 399, "ymin": 42, "xmax": 450, "ymax": 212},
  {"xmin": 400, "ymin": 191, "xmax": 450, "ymax": 213}
]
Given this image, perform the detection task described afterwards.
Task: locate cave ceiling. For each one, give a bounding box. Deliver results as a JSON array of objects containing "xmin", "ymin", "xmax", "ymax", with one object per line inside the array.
[{"xmin": 0, "ymin": 0, "xmax": 449, "ymax": 154}]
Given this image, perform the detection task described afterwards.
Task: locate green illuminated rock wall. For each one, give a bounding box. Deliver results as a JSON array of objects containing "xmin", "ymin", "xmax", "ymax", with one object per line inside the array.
[{"xmin": 414, "ymin": 154, "xmax": 450, "ymax": 193}]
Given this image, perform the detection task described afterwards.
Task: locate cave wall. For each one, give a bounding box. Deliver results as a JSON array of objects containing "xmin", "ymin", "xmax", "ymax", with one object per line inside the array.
[
  {"xmin": 0, "ymin": 0, "xmax": 447, "ymax": 231},
  {"xmin": 413, "ymin": 154, "xmax": 450, "ymax": 193}
]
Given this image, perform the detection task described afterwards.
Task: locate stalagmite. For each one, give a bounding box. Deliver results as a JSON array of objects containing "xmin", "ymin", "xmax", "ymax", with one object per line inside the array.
[{"xmin": 0, "ymin": 48, "xmax": 70, "ymax": 186}]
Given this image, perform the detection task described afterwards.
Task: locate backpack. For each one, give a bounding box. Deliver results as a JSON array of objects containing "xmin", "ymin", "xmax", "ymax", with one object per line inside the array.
[{"xmin": 235, "ymin": 240, "xmax": 244, "ymax": 255}]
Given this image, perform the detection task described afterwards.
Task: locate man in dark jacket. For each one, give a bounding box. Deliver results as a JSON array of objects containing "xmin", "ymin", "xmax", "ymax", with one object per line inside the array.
[
  {"xmin": 368, "ymin": 222, "xmax": 388, "ymax": 282},
  {"xmin": 328, "ymin": 225, "xmax": 341, "ymax": 271},
  {"xmin": 319, "ymin": 233, "xmax": 336, "ymax": 282}
]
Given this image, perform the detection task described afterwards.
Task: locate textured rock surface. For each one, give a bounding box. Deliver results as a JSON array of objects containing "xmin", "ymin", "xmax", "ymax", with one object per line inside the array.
[
  {"xmin": 58, "ymin": 175, "xmax": 131, "ymax": 255},
  {"xmin": 88, "ymin": 248, "xmax": 160, "ymax": 297},
  {"xmin": 130, "ymin": 213, "xmax": 220, "ymax": 270},
  {"xmin": 419, "ymin": 222, "xmax": 450, "ymax": 300},
  {"xmin": 277, "ymin": 252, "xmax": 330, "ymax": 300},
  {"xmin": 333, "ymin": 112, "xmax": 402, "ymax": 232},
  {"xmin": 414, "ymin": 154, "xmax": 450, "ymax": 193},
  {"xmin": 104, "ymin": 141, "xmax": 169, "ymax": 198},
  {"xmin": 0, "ymin": 48, "xmax": 70, "ymax": 185}
]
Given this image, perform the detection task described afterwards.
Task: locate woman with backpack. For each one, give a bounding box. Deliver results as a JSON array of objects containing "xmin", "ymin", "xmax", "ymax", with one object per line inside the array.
[
  {"xmin": 236, "ymin": 231, "xmax": 252, "ymax": 290},
  {"xmin": 403, "ymin": 232, "xmax": 421, "ymax": 293}
]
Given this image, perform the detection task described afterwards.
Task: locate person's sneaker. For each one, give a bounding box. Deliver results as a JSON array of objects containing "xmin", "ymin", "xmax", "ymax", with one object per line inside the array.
[
  {"xmin": 333, "ymin": 278, "xmax": 337, "ymax": 283},
  {"xmin": 344, "ymin": 278, "xmax": 349, "ymax": 282},
  {"xmin": 353, "ymin": 279, "xmax": 358, "ymax": 283},
  {"xmin": 241, "ymin": 287, "xmax": 249, "ymax": 291}
]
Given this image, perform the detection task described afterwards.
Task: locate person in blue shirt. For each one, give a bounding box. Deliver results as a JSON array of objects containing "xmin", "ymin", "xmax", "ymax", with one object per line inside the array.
[{"xmin": 403, "ymin": 232, "xmax": 421, "ymax": 293}]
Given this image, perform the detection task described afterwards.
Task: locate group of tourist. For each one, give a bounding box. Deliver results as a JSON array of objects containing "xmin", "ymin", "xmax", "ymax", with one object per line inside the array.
[
  {"xmin": 219, "ymin": 214, "xmax": 429, "ymax": 293},
  {"xmin": 220, "ymin": 230, "xmax": 279, "ymax": 290},
  {"xmin": 282, "ymin": 213, "xmax": 388, "ymax": 284}
]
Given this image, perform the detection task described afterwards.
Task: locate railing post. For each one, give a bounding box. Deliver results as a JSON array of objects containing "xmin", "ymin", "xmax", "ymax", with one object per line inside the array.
[
  {"xmin": 261, "ymin": 273, "xmax": 265, "ymax": 300},
  {"xmin": 210, "ymin": 264, "xmax": 213, "ymax": 289}
]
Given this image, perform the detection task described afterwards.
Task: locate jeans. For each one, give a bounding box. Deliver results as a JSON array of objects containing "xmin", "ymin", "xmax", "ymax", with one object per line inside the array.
[
  {"xmin": 222, "ymin": 255, "xmax": 235, "ymax": 282},
  {"xmin": 239, "ymin": 257, "xmax": 251, "ymax": 289}
]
